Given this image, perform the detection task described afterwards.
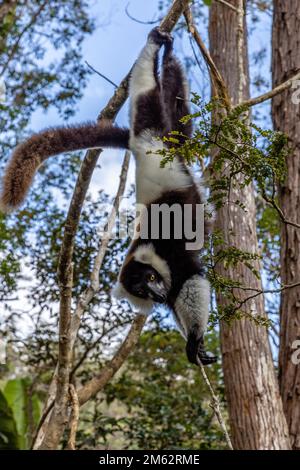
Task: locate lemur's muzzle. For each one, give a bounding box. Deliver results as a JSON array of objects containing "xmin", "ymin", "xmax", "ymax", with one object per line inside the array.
[{"xmin": 146, "ymin": 281, "xmax": 167, "ymax": 303}]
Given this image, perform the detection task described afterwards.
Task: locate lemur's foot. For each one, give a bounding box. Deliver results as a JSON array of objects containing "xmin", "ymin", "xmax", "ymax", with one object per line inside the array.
[
  {"xmin": 197, "ymin": 349, "xmax": 218, "ymax": 366},
  {"xmin": 148, "ymin": 27, "xmax": 173, "ymax": 47},
  {"xmin": 186, "ymin": 334, "xmax": 218, "ymax": 366}
]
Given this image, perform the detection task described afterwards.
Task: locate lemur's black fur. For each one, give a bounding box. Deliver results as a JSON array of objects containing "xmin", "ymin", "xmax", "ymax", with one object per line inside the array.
[
  {"xmin": 0, "ymin": 27, "xmax": 217, "ymax": 366},
  {"xmin": 115, "ymin": 28, "xmax": 217, "ymax": 365}
]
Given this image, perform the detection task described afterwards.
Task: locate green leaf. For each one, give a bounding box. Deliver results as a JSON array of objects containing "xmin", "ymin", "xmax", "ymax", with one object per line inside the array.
[
  {"xmin": 3, "ymin": 378, "xmax": 42, "ymax": 449},
  {"xmin": 3, "ymin": 379, "xmax": 28, "ymax": 449},
  {"xmin": 0, "ymin": 390, "xmax": 19, "ymax": 449},
  {"xmin": 203, "ymin": 0, "xmax": 212, "ymax": 5}
]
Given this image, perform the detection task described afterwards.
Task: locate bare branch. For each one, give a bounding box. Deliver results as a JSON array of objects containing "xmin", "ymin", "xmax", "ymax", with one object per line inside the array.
[
  {"xmin": 69, "ymin": 320, "xmax": 132, "ymax": 380},
  {"xmin": 197, "ymin": 360, "xmax": 234, "ymax": 450},
  {"xmin": 261, "ymin": 188, "xmax": 300, "ymax": 230},
  {"xmin": 66, "ymin": 384, "xmax": 80, "ymax": 451},
  {"xmin": 183, "ymin": 6, "xmax": 230, "ymax": 109},
  {"xmin": 85, "ymin": 61, "xmax": 118, "ymax": 88},
  {"xmin": 71, "ymin": 150, "xmax": 131, "ymax": 343},
  {"xmin": 30, "ymin": 400, "xmax": 54, "ymax": 449},
  {"xmin": 77, "ymin": 314, "xmax": 147, "ymax": 406},
  {"xmin": 215, "ymin": 0, "xmax": 239, "ymax": 13},
  {"xmin": 33, "ymin": 148, "xmax": 103, "ymax": 449},
  {"xmin": 125, "ymin": 2, "xmax": 161, "ymax": 25},
  {"xmin": 234, "ymin": 281, "xmax": 300, "ymax": 313},
  {"xmin": 233, "ymin": 70, "xmax": 300, "ymax": 111}
]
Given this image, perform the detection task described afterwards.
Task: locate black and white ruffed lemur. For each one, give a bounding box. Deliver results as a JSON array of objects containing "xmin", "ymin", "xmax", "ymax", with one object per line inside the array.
[{"xmin": 0, "ymin": 28, "xmax": 217, "ymax": 365}]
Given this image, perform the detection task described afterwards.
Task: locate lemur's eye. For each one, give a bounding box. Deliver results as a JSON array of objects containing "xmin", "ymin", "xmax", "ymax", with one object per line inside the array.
[{"xmin": 148, "ymin": 273, "xmax": 156, "ymax": 282}]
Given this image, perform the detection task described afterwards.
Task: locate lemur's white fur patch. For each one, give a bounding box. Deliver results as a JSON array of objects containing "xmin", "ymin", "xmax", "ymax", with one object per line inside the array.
[
  {"xmin": 129, "ymin": 41, "xmax": 158, "ymax": 104},
  {"xmin": 129, "ymin": 41, "xmax": 158, "ymax": 130},
  {"xmin": 133, "ymin": 243, "xmax": 171, "ymax": 289},
  {"xmin": 130, "ymin": 131, "xmax": 192, "ymax": 205},
  {"xmin": 112, "ymin": 282, "xmax": 154, "ymax": 315},
  {"xmin": 173, "ymin": 275, "xmax": 210, "ymax": 339}
]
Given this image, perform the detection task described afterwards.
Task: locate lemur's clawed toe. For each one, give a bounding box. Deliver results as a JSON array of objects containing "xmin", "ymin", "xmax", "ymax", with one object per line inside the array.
[
  {"xmin": 186, "ymin": 333, "xmax": 217, "ymax": 366},
  {"xmin": 197, "ymin": 351, "xmax": 218, "ymax": 366},
  {"xmin": 148, "ymin": 27, "xmax": 173, "ymax": 46}
]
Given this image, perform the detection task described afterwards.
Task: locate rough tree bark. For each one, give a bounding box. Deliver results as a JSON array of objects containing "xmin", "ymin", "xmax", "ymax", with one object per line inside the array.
[
  {"xmin": 272, "ymin": 0, "xmax": 300, "ymax": 450},
  {"xmin": 209, "ymin": 0, "xmax": 290, "ymax": 449}
]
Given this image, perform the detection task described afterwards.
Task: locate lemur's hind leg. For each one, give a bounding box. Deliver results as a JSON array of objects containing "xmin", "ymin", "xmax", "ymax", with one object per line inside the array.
[
  {"xmin": 174, "ymin": 275, "xmax": 217, "ymax": 366},
  {"xmin": 161, "ymin": 44, "xmax": 193, "ymax": 142},
  {"xmin": 129, "ymin": 27, "xmax": 172, "ymax": 137}
]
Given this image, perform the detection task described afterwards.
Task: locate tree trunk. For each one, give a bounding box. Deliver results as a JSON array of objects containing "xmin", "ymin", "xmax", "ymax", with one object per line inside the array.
[
  {"xmin": 272, "ymin": 0, "xmax": 300, "ymax": 450},
  {"xmin": 209, "ymin": 0, "xmax": 290, "ymax": 449}
]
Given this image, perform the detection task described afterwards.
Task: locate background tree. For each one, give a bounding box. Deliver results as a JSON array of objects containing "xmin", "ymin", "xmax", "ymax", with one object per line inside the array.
[
  {"xmin": 209, "ymin": 0, "xmax": 290, "ymax": 449},
  {"xmin": 272, "ymin": 0, "xmax": 300, "ymax": 450}
]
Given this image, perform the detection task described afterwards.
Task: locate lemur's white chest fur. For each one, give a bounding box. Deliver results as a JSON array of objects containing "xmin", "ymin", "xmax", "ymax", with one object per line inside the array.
[{"xmin": 129, "ymin": 131, "xmax": 192, "ymax": 205}]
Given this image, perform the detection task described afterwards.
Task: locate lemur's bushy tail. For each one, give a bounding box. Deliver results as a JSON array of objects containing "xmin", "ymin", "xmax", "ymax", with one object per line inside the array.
[{"xmin": 0, "ymin": 122, "xmax": 129, "ymax": 212}]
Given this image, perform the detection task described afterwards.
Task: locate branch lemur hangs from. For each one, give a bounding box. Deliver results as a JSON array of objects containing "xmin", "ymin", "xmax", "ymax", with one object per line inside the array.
[{"xmin": 0, "ymin": 28, "xmax": 217, "ymax": 365}]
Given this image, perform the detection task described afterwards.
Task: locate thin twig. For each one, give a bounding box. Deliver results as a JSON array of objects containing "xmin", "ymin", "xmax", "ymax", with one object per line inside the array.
[
  {"xmin": 234, "ymin": 70, "xmax": 300, "ymax": 111},
  {"xmin": 215, "ymin": 0, "xmax": 239, "ymax": 13},
  {"xmin": 125, "ymin": 2, "xmax": 161, "ymax": 25},
  {"xmin": 69, "ymin": 320, "xmax": 131, "ymax": 380},
  {"xmin": 188, "ymin": 35, "xmax": 204, "ymax": 76},
  {"xmin": 184, "ymin": 6, "xmax": 230, "ymax": 109},
  {"xmin": 261, "ymin": 189, "xmax": 300, "ymax": 230},
  {"xmin": 235, "ymin": 281, "xmax": 300, "ymax": 313},
  {"xmin": 214, "ymin": 278, "xmax": 300, "ymax": 295},
  {"xmin": 30, "ymin": 400, "xmax": 54, "ymax": 450},
  {"xmin": 85, "ymin": 61, "xmax": 118, "ymax": 88},
  {"xmin": 197, "ymin": 360, "xmax": 234, "ymax": 450}
]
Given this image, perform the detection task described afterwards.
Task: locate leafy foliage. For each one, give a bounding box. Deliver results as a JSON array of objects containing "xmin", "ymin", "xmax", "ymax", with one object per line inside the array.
[
  {"xmin": 0, "ymin": 378, "xmax": 41, "ymax": 449},
  {"xmin": 0, "ymin": 0, "xmax": 94, "ymax": 151},
  {"xmin": 74, "ymin": 329, "xmax": 225, "ymax": 450},
  {"xmin": 0, "ymin": 390, "xmax": 19, "ymax": 449},
  {"xmin": 155, "ymin": 95, "xmax": 288, "ymax": 324}
]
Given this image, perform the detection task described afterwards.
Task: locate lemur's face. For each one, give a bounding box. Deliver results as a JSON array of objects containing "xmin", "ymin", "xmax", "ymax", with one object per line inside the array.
[{"xmin": 122, "ymin": 260, "xmax": 168, "ymax": 303}]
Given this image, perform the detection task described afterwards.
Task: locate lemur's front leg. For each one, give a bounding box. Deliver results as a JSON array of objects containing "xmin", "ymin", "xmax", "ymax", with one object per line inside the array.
[
  {"xmin": 147, "ymin": 26, "xmax": 173, "ymax": 47},
  {"xmin": 129, "ymin": 27, "xmax": 173, "ymax": 101},
  {"xmin": 173, "ymin": 275, "xmax": 217, "ymax": 366},
  {"xmin": 129, "ymin": 28, "xmax": 173, "ymax": 136}
]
